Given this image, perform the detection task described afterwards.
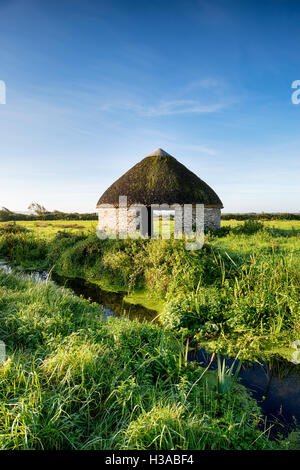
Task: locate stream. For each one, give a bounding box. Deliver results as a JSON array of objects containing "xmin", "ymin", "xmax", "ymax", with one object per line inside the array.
[
  {"xmin": 191, "ymin": 348, "xmax": 300, "ymax": 437},
  {"xmin": 0, "ymin": 259, "xmax": 157, "ymax": 322},
  {"xmin": 1, "ymin": 259, "xmax": 299, "ymax": 438}
]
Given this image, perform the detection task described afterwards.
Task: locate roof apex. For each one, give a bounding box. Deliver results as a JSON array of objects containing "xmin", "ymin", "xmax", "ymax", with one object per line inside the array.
[
  {"xmin": 97, "ymin": 149, "xmax": 223, "ymax": 208},
  {"xmin": 146, "ymin": 148, "xmax": 172, "ymax": 157}
]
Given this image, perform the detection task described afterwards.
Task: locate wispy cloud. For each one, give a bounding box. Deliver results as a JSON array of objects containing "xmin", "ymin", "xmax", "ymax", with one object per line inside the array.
[
  {"xmin": 142, "ymin": 100, "xmax": 226, "ymax": 116},
  {"xmin": 101, "ymin": 98, "xmax": 228, "ymax": 117},
  {"xmin": 99, "ymin": 75, "xmax": 236, "ymax": 117}
]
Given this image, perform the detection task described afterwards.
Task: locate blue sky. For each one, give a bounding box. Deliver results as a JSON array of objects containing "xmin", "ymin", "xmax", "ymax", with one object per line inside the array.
[{"xmin": 0, "ymin": 0, "xmax": 299, "ymax": 213}]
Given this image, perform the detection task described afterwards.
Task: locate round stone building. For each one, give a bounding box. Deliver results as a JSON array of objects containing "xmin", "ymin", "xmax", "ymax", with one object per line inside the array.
[{"xmin": 96, "ymin": 148, "xmax": 223, "ymax": 236}]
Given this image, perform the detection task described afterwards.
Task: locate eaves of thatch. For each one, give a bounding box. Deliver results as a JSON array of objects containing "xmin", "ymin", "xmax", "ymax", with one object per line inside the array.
[{"xmin": 97, "ymin": 148, "xmax": 223, "ymax": 208}]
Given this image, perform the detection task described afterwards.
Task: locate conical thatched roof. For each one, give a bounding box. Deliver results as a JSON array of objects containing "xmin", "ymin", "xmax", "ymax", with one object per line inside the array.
[{"xmin": 97, "ymin": 148, "xmax": 223, "ymax": 208}]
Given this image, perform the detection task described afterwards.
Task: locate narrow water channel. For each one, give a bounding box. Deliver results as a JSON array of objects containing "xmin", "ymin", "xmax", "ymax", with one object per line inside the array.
[
  {"xmin": 1, "ymin": 259, "xmax": 299, "ymax": 438},
  {"xmin": 52, "ymin": 272, "xmax": 157, "ymax": 321},
  {"xmin": 192, "ymin": 348, "xmax": 300, "ymax": 437},
  {"xmin": 0, "ymin": 259, "xmax": 157, "ymax": 321}
]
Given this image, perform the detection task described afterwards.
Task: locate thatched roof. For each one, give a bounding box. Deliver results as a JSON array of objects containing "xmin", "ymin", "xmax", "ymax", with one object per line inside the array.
[{"xmin": 97, "ymin": 148, "xmax": 223, "ymax": 208}]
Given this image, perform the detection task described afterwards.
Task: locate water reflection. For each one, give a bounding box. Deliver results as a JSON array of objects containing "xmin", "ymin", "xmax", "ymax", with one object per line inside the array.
[
  {"xmin": 0, "ymin": 260, "xmax": 157, "ymax": 322},
  {"xmin": 52, "ymin": 273, "xmax": 157, "ymax": 322},
  {"xmin": 193, "ymin": 348, "xmax": 300, "ymax": 436}
]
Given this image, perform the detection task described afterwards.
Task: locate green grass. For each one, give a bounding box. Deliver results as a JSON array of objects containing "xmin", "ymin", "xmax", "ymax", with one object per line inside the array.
[
  {"xmin": 0, "ymin": 270, "xmax": 289, "ymax": 450},
  {"xmin": 0, "ymin": 219, "xmax": 299, "ymax": 361},
  {"xmin": 0, "ymin": 219, "xmax": 299, "ymax": 449},
  {"xmin": 2, "ymin": 220, "xmax": 97, "ymax": 239}
]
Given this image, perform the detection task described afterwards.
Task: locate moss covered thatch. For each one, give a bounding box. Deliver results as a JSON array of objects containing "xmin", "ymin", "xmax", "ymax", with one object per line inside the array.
[{"xmin": 97, "ymin": 149, "xmax": 223, "ymax": 208}]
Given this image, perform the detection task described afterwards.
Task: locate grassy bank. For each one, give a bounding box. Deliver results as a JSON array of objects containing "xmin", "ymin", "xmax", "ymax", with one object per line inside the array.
[
  {"xmin": 0, "ymin": 270, "xmax": 289, "ymax": 449},
  {"xmin": 0, "ymin": 220, "xmax": 299, "ymax": 360}
]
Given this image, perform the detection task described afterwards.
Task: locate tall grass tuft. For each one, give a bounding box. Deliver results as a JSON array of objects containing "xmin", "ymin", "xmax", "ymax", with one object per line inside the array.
[{"xmin": 216, "ymin": 353, "xmax": 242, "ymax": 394}]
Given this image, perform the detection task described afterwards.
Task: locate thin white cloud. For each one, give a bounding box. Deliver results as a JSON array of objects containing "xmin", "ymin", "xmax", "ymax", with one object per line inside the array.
[
  {"xmin": 101, "ymin": 99, "xmax": 227, "ymax": 117},
  {"xmin": 143, "ymin": 100, "xmax": 226, "ymax": 116}
]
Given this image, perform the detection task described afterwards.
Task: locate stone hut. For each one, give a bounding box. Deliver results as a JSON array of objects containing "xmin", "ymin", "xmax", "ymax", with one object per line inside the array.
[{"xmin": 96, "ymin": 148, "xmax": 223, "ymax": 236}]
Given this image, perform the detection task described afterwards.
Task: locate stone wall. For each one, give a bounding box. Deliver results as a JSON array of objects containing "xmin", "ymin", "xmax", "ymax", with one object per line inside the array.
[
  {"xmin": 97, "ymin": 205, "xmax": 145, "ymax": 237},
  {"xmin": 203, "ymin": 208, "xmax": 221, "ymax": 230},
  {"xmin": 174, "ymin": 206, "xmax": 221, "ymax": 234},
  {"xmin": 97, "ymin": 205, "xmax": 221, "ymax": 238},
  {"xmin": 97, "ymin": 207, "xmax": 136, "ymax": 235}
]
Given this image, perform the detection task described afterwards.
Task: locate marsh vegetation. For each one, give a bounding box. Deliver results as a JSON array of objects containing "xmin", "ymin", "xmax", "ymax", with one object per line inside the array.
[{"xmin": 0, "ymin": 218, "xmax": 299, "ymax": 449}]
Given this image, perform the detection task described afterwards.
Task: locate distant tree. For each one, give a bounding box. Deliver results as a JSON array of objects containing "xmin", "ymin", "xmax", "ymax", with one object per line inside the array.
[{"xmin": 28, "ymin": 203, "xmax": 48, "ymax": 215}]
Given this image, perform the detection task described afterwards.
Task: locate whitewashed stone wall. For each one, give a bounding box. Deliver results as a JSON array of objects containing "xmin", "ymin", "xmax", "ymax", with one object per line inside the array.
[
  {"xmin": 97, "ymin": 205, "xmax": 146, "ymax": 236},
  {"xmin": 174, "ymin": 206, "xmax": 221, "ymax": 234},
  {"xmin": 97, "ymin": 207, "xmax": 136, "ymax": 234},
  {"xmin": 98, "ymin": 205, "xmax": 221, "ymax": 238}
]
